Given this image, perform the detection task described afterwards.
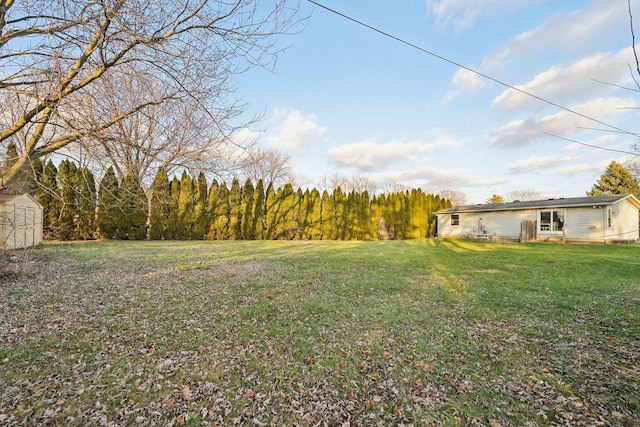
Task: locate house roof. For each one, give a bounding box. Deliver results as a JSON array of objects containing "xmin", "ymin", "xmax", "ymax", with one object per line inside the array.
[{"xmin": 436, "ymin": 194, "xmax": 640, "ymax": 214}]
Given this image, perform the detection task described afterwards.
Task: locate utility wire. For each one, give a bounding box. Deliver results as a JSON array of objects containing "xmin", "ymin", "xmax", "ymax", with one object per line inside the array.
[
  {"xmin": 540, "ymin": 131, "xmax": 637, "ymax": 156},
  {"xmin": 307, "ymin": 0, "xmax": 640, "ymax": 150}
]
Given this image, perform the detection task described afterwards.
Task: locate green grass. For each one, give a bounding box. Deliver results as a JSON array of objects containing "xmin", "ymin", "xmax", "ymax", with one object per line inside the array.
[{"xmin": 1, "ymin": 239, "xmax": 639, "ymax": 426}]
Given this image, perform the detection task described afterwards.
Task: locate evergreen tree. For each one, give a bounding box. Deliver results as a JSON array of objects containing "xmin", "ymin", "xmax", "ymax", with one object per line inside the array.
[
  {"xmin": 0, "ymin": 142, "xmax": 39, "ymax": 195},
  {"xmin": 294, "ymin": 187, "xmax": 304, "ymax": 239},
  {"xmin": 486, "ymin": 194, "xmax": 504, "ymax": 204},
  {"xmin": 263, "ymin": 182, "xmax": 275, "ymax": 239},
  {"xmin": 371, "ymin": 194, "xmax": 383, "ymax": 239},
  {"xmin": 31, "ymin": 157, "xmax": 44, "ymax": 196},
  {"xmin": 426, "ymin": 194, "xmax": 437, "ymax": 238},
  {"xmin": 56, "ymin": 160, "xmax": 78, "ymax": 240},
  {"xmin": 333, "ymin": 187, "xmax": 347, "ymax": 240},
  {"xmin": 177, "ymin": 171, "xmax": 194, "ymax": 239},
  {"xmin": 264, "ymin": 182, "xmax": 278, "ymax": 239},
  {"xmin": 74, "ymin": 167, "xmax": 97, "ymax": 239},
  {"xmin": 209, "ymin": 182, "xmax": 229, "ymax": 239},
  {"xmin": 148, "ymin": 168, "xmax": 171, "ymax": 240},
  {"xmin": 407, "ymin": 189, "xmax": 428, "ymax": 239},
  {"xmin": 270, "ymin": 186, "xmax": 284, "ymax": 239},
  {"xmin": 119, "ymin": 174, "xmax": 148, "ymax": 240},
  {"xmin": 165, "ymin": 177, "xmax": 181, "ymax": 240},
  {"xmin": 96, "ymin": 167, "xmax": 120, "ymax": 239},
  {"xmin": 38, "ymin": 160, "xmax": 61, "ymax": 239},
  {"xmin": 252, "ymin": 179, "xmax": 265, "ymax": 240},
  {"xmin": 320, "ymin": 189, "xmax": 334, "ymax": 240},
  {"xmin": 300, "ymin": 189, "xmax": 311, "ymax": 239},
  {"xmin": 192, "ymin": 172, "xmax": 208, "ymax": 239},
  {"xmin": 588, "ymin": 160, "xmax": 640, "ymax": 198},
  {"xmin": 381, "ymin": 192, "xmax": 405, "ymax": 240},
  {"xmin": 359, "ymin": 191, "xmax": 374, "ymax": 240},
  {"xmin": 241, "ymin": 178, "xmax": 254, "ymax": 239},
  {"xmin": 345, "ymin": 190, "xmax": 357, "ymax": 240},
  {"xmin": 307, "ymin": 188, "xmax": 322, "ymax": 240},
  {"xmin": 278, "ymin": 183, "xmax": 297, "ymax": 239},
  {"xmin": 398, "ymin": 191, "xmax": 409, "ymax": 239},
  {"xmin": 228, "ymin": 178, "xmax": 242, "ymax": 240},
  {"xmin": 206, "ymin": 180, "xmax": 219, "ymax": 239}
]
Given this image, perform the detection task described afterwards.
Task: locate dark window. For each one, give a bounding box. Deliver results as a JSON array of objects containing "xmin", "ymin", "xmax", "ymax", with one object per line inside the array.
[
  {"xmin": 540, "ymin": 210, "xmax": 564, "ymax": 232},
  {"xmin": 451, "ymin": 214, "xmax": 460, "ymax": 226}
]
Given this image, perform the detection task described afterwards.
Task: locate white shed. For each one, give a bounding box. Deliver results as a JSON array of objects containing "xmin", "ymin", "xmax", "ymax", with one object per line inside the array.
[
  {"xmin": 436, "ymin": 195, "xmax": 640, "ymax": 243},
  {"xmin": 0, "ymin": 194, "xmax": 43, "ymax": 249}
]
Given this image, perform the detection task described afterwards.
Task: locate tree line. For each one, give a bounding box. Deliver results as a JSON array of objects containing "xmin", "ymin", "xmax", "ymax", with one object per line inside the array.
[{"xmin": 13, "ymin": 157, "xmax": 450, "ymax": 241}]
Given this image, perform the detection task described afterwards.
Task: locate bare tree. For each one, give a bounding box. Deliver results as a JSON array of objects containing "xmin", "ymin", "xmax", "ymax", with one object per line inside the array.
[
  {"xmin": 79, "ymin": 72, "xmax": 246, "ymax": 188},
  {"xmin": 381, "ymin": 182, "xmax": 411, "ymax": 194},
  {"xmin": 239, "ymin": 146, "xmax": 292, "ymax": 186},
  {"xmin": 506, "ymin": 188, "xmax": 543, "ymax": 202},
  {"xmin": 347, "ymin": 175, "xmax": 377, "ymax": 195},
  {"xmin": 0, "ymin": 0, "xmax": 303, "ymax": 190},
  {"xmin": 625, "ymin": 140, "xmax": 640, "ymax": 181},
  {"xmin": 438, "ymin": 189, "xmax": 467, "ymax": 206},
  {"xmin": 318, "ymin": 173, "xmax": 377, "ymax": 194},
  {"xmin": 317, "ymin": 172, "xmax": 349, "ymax": 192}
]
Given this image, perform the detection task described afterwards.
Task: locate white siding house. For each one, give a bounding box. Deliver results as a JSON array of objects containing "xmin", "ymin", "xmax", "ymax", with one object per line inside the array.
[
  {"xmin": 0, "ymin": 194, "xmax": 43, "ymax": 249},
  {"xmin": 436, "ymin": 195, "xmax": 640, "ymax": 243}
]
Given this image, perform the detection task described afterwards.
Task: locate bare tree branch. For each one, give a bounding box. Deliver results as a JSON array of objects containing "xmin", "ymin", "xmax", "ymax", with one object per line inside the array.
[
  {"xmin": 506, "ymin": 189, "xmax": 543, "ymax": 202},
  {"xmin": 438, "ymin": 189, "xmax": 467, "ymax": 206},
  {"xmin": 630, "ymin": 0, "xmax": 640, "ymax": 89},
  {"xmin": 239, "ymin": 146, "xmax": 292, "ymax": 187},
  {"xmin": 1, "ymin": 0, "xmax": 305, "ymax": 190}
]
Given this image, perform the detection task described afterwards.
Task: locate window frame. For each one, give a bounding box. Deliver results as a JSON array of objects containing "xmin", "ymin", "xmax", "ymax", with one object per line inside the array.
[
  {"xmin": 451, "ymin": 214, "xmax": 460, "ymax": 226},
  {"xmin": 539, "ymin": 209, "xmax": 565, "ymax": 234}
]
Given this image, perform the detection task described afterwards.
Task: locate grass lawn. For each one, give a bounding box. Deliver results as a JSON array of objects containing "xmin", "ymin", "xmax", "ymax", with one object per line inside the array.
[{"xmin": 1, "ymin": 239, "xmax": 639, "ymax": 426}]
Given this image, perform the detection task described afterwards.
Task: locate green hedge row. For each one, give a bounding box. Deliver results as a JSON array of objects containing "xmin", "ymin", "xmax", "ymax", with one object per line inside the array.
[{"xmin": 28, "ymin": 160, "xmax": 450, "ymax": 241}]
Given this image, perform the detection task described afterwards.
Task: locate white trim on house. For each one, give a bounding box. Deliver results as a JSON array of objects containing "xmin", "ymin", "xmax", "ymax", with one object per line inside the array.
[{"xmin": 435, "ymin": 195, "xmax": 640, "ymax": 243}]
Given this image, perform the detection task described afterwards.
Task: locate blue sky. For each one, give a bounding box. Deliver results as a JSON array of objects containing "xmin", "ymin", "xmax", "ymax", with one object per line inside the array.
[{"xmin": 235, "ymin": 0, "xmax": 640, "ymax": 204}]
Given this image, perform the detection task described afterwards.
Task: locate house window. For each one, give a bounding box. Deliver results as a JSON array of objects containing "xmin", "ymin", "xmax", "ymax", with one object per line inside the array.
[
  {"xmin": 540, "ymin": 210, "xmax": 564, "ymax": 232},
  {"xmin": 451, "ymin": 214, "xmax": 460, "ymax": 226},
  {"xmin": 607, "ymin": 208, "xmax": 612, "ymax": 228}
]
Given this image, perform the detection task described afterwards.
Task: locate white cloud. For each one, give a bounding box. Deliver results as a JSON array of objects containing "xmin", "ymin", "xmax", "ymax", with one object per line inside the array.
[
  {"xmin": 425, "ymin": 0, "xmax": 548, "ymax": 32},
  {"xmin": 444, "ymin": 67, "xmax": 487, "ymax": 102},
  {"xmin": 482, "ymin": 0, "xmax": 624, "ymax": 72},
  {"xmin": 492, "ymin": 48, "xmax": 636, "ymax": 111},
  {"xmin": 490, "ymin": 96, "xmax": 637, "ymax": 148},
  {"xmin": 327, "ymin": 131, "xmax": 463, "ymax": 172},
  {"xmin": 262, "ymin": 108, "xmax": 326, "ymax": 150},
  {"xmin": 373, "ymin": 167, "xmax": 491, "ymax": 192},
  {"xmin": 561, "ymin": 135, "xmax": 617, "ymax": 153},
  {"xmin": 446, "ymin": 0, "xmax": 631, "ymax": 100},
  {"xmin": 505, "ymin": 155, "xmax": 583, "ymax": 174},
  {"xmin": 232, "ymin": 127, "xmax": 259, "ymax": 146},
  {"xmin": 554, "ymin": 162, "xmax": 607, "ymax": 177},
  {"xmin": 327, "ymin": 139, "xmax": 427, "ymax": 171}
]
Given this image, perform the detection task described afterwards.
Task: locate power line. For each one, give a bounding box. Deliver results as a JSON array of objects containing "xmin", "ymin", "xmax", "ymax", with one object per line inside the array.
[
  {"xmin": 307, "ymin": 0, "xmax": 640, "ymax": 149},
  {"xmin": 541, "ymin": 131, "xmax": 638, "ymax": 156}
]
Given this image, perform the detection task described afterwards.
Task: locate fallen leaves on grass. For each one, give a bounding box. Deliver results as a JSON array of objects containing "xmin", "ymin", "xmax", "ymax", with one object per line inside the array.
[{"xmin": 0, "ymin": 242, "xmax": 638, "ymax": 426}]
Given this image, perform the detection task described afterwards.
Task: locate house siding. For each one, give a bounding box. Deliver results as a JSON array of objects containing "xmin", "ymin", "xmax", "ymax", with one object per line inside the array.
[
  {"xmin": 561, "ymin": 206, "xmax": 606, "ymax": 241},
  {"xmin": 611, "ymin": 200, "xmax": 640, "ymax": 241},
  {"xmin": 438, "ymin": 209, "xmax": 537, "ymax": 239},
  {"xmin": 436, "ymin": 196, "xmax": 640, "ymax": 243}
]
